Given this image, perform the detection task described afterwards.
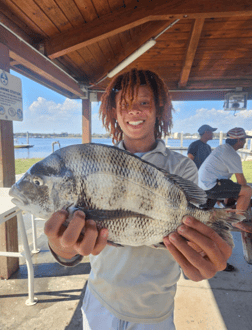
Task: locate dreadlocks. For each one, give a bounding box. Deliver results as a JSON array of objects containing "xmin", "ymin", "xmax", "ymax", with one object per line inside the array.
[{"xmin": 99, "ymin": 68, "xmax": 173, "ymax": 144}]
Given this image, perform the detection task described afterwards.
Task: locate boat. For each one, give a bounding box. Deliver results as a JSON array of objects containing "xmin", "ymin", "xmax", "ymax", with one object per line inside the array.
[
  {"xmin": 14, "ymin": 132, "xmax": 34, "ymax": 149},
  {"xmin": 14, "ymin": 144, "xmax": 34, "ymax": 149}
]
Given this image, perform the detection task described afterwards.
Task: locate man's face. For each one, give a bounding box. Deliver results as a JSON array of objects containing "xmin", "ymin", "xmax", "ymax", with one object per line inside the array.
[
  {"xmin": 204, "ymin": 130, "xmax": 213, "ymax": 141},
  {"xmin": 238, "ymin": 138, "xmax": 246, "ymax": 149},
  {"xmin": 114, "ymin": 86, "xmax": 157, "ymax": 145}
]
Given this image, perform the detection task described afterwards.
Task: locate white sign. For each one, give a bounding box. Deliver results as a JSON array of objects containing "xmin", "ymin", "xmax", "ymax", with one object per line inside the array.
[{"xmin": 0, "ymin": 70, "xmax": 23, "ymax": 121}]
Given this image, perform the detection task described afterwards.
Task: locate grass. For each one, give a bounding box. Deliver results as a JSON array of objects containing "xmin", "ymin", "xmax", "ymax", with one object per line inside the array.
[
  {"xmin": 15, "ymin": 158, "xmax": 43, "ymax": 175},
  {"xmin": 231, "ymin": 161, "xmax": 252, "ymax": 183}
]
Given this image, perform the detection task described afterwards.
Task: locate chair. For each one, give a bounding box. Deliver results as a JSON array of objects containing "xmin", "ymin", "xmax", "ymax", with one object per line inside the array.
[
  {"xmin": 30, "ymin": 215, "xmax": 46, "ymax": 253},
  {"xmin": 0, "ymin": 188, "xmax": 37, "ymax": 305}
]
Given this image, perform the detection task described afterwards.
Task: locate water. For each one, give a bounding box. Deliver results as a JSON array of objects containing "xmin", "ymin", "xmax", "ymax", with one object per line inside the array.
[
  {"xmin": 14, "ymin": 137, "xmax": 113, "ymax": 159},
  {"xmin": 14, "ymin": 137, "xmax": 250, "ymax": 159}
]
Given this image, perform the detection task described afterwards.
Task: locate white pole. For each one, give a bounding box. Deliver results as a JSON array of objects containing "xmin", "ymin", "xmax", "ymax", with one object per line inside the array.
[
  {"xmin": 180, "ymin": 132, "xmax": 183, "ymax": 147},
  {"xmin": 244, "ymin": 139, "xmax": 248, "ymax": 150},
  {"xmin": 31, "ymin": 214, "xmax": 40, "ymax": 254},
  {"xmin": 219, "ymin": 131, "xmax": 223, "ymax": 145},
  {"xmin": 17, "ymin": 213, "xmax": 37, "ymax": 305}
]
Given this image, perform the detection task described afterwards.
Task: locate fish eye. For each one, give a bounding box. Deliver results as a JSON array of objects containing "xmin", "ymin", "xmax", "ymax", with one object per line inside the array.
[{"xmin": 32, "ymin": 177, "xmax": 43, "ymax": 186}]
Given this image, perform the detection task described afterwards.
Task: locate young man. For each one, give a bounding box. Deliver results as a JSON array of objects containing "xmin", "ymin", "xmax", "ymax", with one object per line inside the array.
[
  {"xmin": 187, "ymin": 124, "xmax": 217, "ymax": 169},
  {"xmin": 198, "ymin": 127, "xmax": 252, "ymax": 215},
  {"xmin": 44, "ymin": 69, "xmax": 234, "ymax": 329}
]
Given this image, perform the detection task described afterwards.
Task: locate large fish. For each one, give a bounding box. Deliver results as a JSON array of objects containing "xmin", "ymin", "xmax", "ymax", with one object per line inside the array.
[{"xmin": 9, "ymin": 143, "xmax": 243, "ymax": 248}]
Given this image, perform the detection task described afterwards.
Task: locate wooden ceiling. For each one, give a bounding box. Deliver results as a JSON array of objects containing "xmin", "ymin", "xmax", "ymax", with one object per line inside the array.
[{"xmin": 1, "ymin": 0, "xmax": 252, "ymax": 101}]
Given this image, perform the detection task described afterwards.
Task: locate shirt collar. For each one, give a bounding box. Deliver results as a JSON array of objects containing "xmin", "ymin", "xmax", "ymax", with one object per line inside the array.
[{"xmin": 116, "ymin": 139, "xmax": 167, "ymax": 156}]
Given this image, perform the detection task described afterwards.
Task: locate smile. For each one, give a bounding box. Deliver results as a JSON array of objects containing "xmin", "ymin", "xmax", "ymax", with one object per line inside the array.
[{"xmin": 128, "ymin": 120, "xmax": 144, "ymax": 126}]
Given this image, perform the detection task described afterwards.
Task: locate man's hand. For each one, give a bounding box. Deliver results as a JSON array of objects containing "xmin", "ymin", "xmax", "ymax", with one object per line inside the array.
[
  {"xmin": 44, "ymin": 210, "xmax": 108, "ymax": 260},
  {"xmin": 163, "ymin": 216, "xmax": 232, "ymax": 281}
]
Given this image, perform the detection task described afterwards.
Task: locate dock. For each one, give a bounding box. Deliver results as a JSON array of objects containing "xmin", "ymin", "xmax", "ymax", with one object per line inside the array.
[
  {"xmin": 14, "ymin": 132, "xmax": 34, "ymax": 149},
  {"xmin": 14, "ymin": 144, "xmax": 34, "ymax": 149}
]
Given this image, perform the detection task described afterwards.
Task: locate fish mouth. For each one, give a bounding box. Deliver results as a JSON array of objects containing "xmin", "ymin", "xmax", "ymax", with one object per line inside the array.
[{"xmin": 9, "ymin": 186, "xmax": 28, "ymax": 206}]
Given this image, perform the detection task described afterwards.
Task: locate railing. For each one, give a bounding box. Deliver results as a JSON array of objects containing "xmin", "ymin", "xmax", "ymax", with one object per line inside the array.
[
  {"xmin": 164, "ymin": 133, "xmax": 252, "ymax": 160},
  {"xmin": 52, "ymin": 141, "xmax": 61, "ymax": 152}
]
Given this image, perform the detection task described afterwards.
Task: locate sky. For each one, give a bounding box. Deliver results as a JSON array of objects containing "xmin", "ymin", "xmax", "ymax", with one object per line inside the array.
[{"xmin": 11, "ymin": 70, "xmax": 252, "ymax": 135}]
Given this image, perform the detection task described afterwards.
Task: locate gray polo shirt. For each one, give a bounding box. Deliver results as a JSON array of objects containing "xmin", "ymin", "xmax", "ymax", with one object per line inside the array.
[{"xmin": 88, "ymin": 140, "xmax": 198, "ymax": 323}]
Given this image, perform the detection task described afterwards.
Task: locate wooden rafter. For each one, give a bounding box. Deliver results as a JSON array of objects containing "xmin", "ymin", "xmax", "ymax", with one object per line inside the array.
[
  {"xmin": 180, "ymin": 79, "xmax": 252, "ymax": 89},
  {"xmin": 179, "ymin": 18, "xmax": 205, "ymax": 88},
  {"xmin": 0, "ymin": 25, "xmax": 86, "ymax": 98},
  {"xmin": 0, "ymin": 3, "xmax": 35, "ymax": 43},
  {"xmin": 93, "ymin": 20, "xmax": 179, "ymax": 84},
  {"xmin": 45, "ymin": 0, "xmax": 252, "ymax": 59},
  {"xmin": 10, "ymin": 60, "xmax": 20, "ymax": 66}
]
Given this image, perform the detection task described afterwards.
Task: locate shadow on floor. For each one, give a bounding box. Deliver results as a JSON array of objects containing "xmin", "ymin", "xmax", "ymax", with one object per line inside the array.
[
  {"xmin": 65, "ymin": 282, "xmax": 87, "ymax": 330},
  {"xmin": 10, "ymin": 262, "xmax": 91, "ymax": 279},
  {"xmin": 208, "ymin": 232, "xmax": 252, "ymax": 330}
]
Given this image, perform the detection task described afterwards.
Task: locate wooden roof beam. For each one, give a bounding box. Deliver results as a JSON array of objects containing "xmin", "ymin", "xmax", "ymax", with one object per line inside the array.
[
  {"xmin": 0, "ymin": 25, "xmax": 86, "ymax": 98},
  {"xmin": 46, "ymin": 0, "xmax": 252, "ymax": 59},
  {"xmin": 92, "ymin": 20, "xmax": 179, "ymax": 84},
  {"xmin": 178, "ymin": 79, "xmax": 252, "ymax": 89},
  {"xmin": 10, "ymin": 60, "xmax": 20, "ymax": 66},
  {"xmin": 12, "ymin": 65, "xmax": 77, "ymax": 99},
  {"xmin": 178, "ymin": 18, "xmax": 204, "ymax": 88}
]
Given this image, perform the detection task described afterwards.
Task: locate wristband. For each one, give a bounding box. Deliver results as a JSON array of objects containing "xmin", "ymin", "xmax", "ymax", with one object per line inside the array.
[{"xmin": 48, "ymin": 244, "xmax": 83, "ymax": 267}]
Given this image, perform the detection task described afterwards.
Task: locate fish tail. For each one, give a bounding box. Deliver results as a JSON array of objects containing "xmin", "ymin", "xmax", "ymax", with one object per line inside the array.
[
  {"xmin": 209, "ymin": 208, "xmax": 246, "ymax": 224},
  {"xmin": 207, "ymin": 208, "xmax": 246, "ymax": 248}
]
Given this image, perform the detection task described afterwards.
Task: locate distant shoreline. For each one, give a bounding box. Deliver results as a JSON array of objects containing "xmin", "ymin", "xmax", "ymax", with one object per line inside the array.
[
  {"xmin": 14, "ymin": 135, "xmax": 111, "ymax": 139},
  {"xmin": 38, "ymin": 136, "xmax": 111, "ymax": 139},
  {"xmin": 14, "ymin": 136, "xmax": 221, "ymax": 140}
]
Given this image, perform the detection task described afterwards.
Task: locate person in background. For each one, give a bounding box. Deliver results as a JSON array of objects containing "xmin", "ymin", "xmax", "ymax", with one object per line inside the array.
[
  {"xmin": 44, "ymin": 69, "xmax": 236, "ymax": 329},
  {"xmin": 198, "ymin": 127, "xmax": 252, "ymax": 272},
  {"xmin": 188, "ymin": 124, "xmax": 217, "ymax": 169}
]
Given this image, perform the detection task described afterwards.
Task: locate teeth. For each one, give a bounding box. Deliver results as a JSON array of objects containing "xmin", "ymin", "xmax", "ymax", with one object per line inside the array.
[{"xmin": 128, "ymin": 121, "xmax": 144, "ymax": 126}]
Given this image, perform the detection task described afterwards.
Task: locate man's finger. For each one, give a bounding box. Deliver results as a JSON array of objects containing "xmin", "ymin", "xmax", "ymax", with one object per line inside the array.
[
  {"xmin": 182, "ymin": 216, "xmax": 232, "ymax": 258},
  {"xmin": 92, "ymin": 229, "xmax": 109, "ymax": 255},
  {"xmin": 76, "ymin": 220, "xmax": 98, "ymax": 256},
  {"xmin": 44, "ymin": 209, "xmax": 68, "ymax": 238},
  {"xmin": 187, "ymin": 241, "xmax": 206, "ymax": 256},
  {"xmin": 177, "ymin": 224, "xmax": 229, "ymax": 270},
  {"xmin": 61, "ymin": 210, "xmax": 86, "ymax": 247},
  {"xmin": 163, "ymin": 236, "xmax": 204, "ymax": 282},
  {"xmin": 167, "ymin": 231, "xmax": 218, "ymax": 273}
]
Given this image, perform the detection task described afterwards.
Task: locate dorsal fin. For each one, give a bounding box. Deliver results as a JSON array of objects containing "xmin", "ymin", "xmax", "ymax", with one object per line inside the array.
[{"xmin": 161, "ymin": 171, "xmax": 207, "ymax": 206}]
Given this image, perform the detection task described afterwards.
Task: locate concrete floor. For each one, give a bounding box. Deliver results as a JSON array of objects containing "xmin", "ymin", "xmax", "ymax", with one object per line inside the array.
[{"xmin": 0, "ymin": 213, "xmax": 252, "ymax": 330}]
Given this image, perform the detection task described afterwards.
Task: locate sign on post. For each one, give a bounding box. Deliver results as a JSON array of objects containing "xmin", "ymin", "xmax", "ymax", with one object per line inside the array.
[{"xmin": 0, "ymin": 70, "xmax": 23, "ymax": 122}]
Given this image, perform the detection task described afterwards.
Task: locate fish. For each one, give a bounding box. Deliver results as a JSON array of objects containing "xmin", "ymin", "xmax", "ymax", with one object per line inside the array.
[{"xmin": 9, "ymin": 143, "xmax": 244, "ymax": 248}]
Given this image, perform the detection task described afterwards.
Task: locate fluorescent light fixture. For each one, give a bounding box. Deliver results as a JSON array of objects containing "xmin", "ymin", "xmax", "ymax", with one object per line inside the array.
[
  {"xmin": 107, "ymin": 38, "xmax": 156, "ymax": 78},
  {"xmin": 93, "ymin": 20, "xmax": 179, "ymax": 86}
]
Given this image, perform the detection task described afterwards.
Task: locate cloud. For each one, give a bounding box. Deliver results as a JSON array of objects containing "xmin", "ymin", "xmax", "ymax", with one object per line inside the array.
[
  {"xmin": 14, "ymin": 97, "xmax": 107, "ymax": 134},
  {"xmin": 172, "ymin": 101, "xmax": 183, "ymax": 113},
  {"xmin": 29, "ymin": 97, "xmax": 80, "ymax": 119},
  {"xmin": 14, "ymin": 96, "xmax": 252, "ymax": 135},
  {"xmin": 173, "ymin": 107, "xmax": 252, "ymax": 134}
]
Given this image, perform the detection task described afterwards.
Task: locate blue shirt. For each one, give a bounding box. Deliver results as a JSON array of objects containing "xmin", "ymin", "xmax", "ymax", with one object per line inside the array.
[{"xmin": 187, "ymin": 140, "xmax": 211, "ymax": 169}]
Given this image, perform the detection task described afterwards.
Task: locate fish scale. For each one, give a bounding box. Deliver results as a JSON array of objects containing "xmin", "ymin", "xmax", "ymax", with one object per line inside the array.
[{"xmin": 9, "ymin": 143, "xmax": 245, "ymax": 248}]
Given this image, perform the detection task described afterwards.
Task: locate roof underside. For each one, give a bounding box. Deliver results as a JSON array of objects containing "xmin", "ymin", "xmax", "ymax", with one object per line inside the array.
[{"xmin": 1, "ymin": 0, "xmax": 252, "ymax": 101}]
